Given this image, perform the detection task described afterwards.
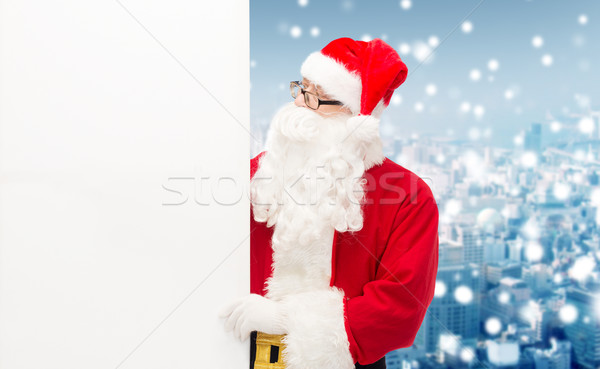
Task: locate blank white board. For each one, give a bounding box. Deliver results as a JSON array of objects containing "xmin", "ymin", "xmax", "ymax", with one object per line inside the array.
[{"xmin": 0, "ymin": 0, "xmax": 250, "ymax": 368}]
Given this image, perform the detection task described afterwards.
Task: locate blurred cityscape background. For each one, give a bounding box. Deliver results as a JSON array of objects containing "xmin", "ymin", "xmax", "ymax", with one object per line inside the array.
[{"xmin": 251, "ymin": 1, "xmax": 600, "ymax": 368}]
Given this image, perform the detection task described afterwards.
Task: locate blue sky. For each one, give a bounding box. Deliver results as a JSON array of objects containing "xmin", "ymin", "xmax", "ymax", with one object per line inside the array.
[{"xmin": 250, "ymin": 0, "xmax": 599, "ymax": 148}]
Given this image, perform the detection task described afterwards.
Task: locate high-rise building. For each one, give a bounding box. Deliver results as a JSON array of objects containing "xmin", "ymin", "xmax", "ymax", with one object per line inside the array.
[
  {"xmin": 485, "ymin": 261, "xmax": 522, "ymax": 286},
  {"xmin": 522, "ymin": 263, "xmax": 552, "ymax": 293},
  {"xmin": 481, "ymin": 277, "xmax": 531, "ymax": 327},
  {"xmin": 525, "ymin": 123, "xmax": 542, "ymax": 154},
  {"xmin": 527, "ymin": 338, "xmax": 571, "ymax": 369},
  {"xmin": 563, "ymin": 286, "xmax": 600, "ymax": 369},
  {"xmin": 422, "ymin": 263, "xmax": 481, "ymax": 354}
]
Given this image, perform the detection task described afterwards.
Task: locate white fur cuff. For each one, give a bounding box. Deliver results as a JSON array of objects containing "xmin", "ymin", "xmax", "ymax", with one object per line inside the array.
[{"xmin": 280, "ymin": 288, "xmax": 355, "ymax": 369}]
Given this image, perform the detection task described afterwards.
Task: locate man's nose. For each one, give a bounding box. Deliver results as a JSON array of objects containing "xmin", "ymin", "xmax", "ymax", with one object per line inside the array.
[{"xmin": 294, "ymin": 92, "xmax": 306, "ymax": 108}]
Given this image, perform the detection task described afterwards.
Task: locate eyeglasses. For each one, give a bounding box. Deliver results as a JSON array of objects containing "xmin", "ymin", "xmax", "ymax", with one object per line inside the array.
[{"xmin": 290, "ymin": 81, "xmax": 344, "ymax": 110}]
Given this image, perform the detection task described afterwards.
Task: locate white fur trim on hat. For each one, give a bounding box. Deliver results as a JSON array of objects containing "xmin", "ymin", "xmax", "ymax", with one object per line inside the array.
[
  {"xmin": 300, "ymin": 52, "xmax": 362, "ymax": 115},
  {"xmin": 280, "ymin": 288, "xmax": 355, "ymax": 369}
]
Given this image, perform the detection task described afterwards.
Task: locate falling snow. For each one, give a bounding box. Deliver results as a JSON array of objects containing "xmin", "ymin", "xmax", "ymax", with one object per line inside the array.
[
  {"xmin": 578, "ymin": 116, "xmax": 595, "ymax": 134},
  {"xmin": 498, "ymin": 291, "xmax": 511, "ymax": 304},
  {"xmin": 445, "ymin": 198, "xmax": 462, "ymax": 216},
  {"xmin": 532, "ymin": 35, "xmax": 544, "ymax": 48},
  {"xmin": 591, "ymin": 188, "xmax": 600, "ymax": 206},
  {"xmin": 461, "ymin": 20, "xmax": 473, "ymax": 33},
  {"xmin": 454, "ymin": 285, "xmax": 474, "ymax": 304},
  {"xmin": 570, "ymin": 256, "xmax": 596, "ymax": 282},
  {"xmin": 400, "ymin": 0, "xmax": 411, "ymax": 10},
  {"xmin": 559, "ymin": 304, "xmax": 578, "ymax": 324},
  {"xmin": 391, "ymin": 94, "xmax": 402, "ymax": 106},
  {"xmin": 468, "ymin": 127, "xmax": 481, "ymax": 140},
  {"xmin": 460, "ymin": 348, "xmax": 475, "ymax": 362},
  {"xmin": 290, "ymin": 25, "xmax": 302, "ymax": 38},
  {"xmin": 412, "ymin": 41, "xmax": 434, "ymax": 63},
  {"xmin": 541, "ymin": 54, "xmax": 553, "ymax": 67},
  {"xmin": 425, "ymin": 83, "xmax": 437, "ymax": 96},
  {"xmin": 469, "ymin": 69, "xmax": 481, "ymax": 81},
  {"xmin": 520, "ymin": 152, "xmax": 538, "ymax": 168},
  {"xmin": 485, "ymin": 317, "xmax": 502, "ymax": 335},
  {"xmin": 473, "ymin": 104, "xmax": 485, "ymax": 118},
  {"xmin": 398, "ymin": 42, "xmax": 411, "ymax": 55},
  {"xmin": 428, "ymin": 35, "xmax": 440, "ymax": 48},
  {"xmin": 525, "ymin": 241, "xmax": 544, "ymax": 262},
  {"xmin": 514, "ymin": 134, "xmax": 524, "ymax": 146},
  {"xmin": 553, "ymin": 182, "xmax": 571, "ymax": 201},
  {"xmin": 460, "ymin": 101, "xmax": 471, "ymax": 113},
  {"xmin": 435, "ymin": 281, "xmax": 447, "ymax": 298}
]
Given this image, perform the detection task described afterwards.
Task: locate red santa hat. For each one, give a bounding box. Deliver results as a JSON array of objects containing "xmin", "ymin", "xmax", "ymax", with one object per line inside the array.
[
  {"xmin": 300, "ymin": 37, "xmax": 408, "ymax": 170},
  {"xmin": 300, "ymin": 37, "xmax": 408, "ymax": 118}
]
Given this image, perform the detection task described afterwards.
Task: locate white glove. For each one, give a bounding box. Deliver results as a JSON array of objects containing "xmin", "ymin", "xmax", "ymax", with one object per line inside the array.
[{"xmin": 218, "ymin": 294, "xmax": 288, "ymax": 341}]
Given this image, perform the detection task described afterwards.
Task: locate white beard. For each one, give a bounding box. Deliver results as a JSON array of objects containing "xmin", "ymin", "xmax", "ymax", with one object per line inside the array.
[{"xmin": 250, "ymin": 102, "xmax": 378, "ymax": 299}]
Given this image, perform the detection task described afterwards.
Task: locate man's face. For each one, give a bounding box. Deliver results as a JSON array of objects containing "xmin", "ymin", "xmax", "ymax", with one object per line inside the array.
[{"xmin": 294, "ymin": 78, "xmax": 353, "ymax": 118}]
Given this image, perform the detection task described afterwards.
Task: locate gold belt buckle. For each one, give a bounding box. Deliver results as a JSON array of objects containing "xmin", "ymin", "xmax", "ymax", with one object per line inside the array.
[{"xmin": 254, "ymin": 332, "xmax": 287, "ymax": 369}]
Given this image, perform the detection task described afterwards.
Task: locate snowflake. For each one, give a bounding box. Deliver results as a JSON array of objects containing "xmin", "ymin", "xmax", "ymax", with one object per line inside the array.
[
  {"xmin": 468, "ymin": 127, "xmax": 481, "ymax": 141},
  {"xmin": 434, "ymin": 281, "xmax": 447, "ymax": 298},
  {"xmin": 425, "ymin": 83, "xmax": 437, "ymax": 96},
  {"xmin": 520, "ymin": 151, "xmax": 537, "ymax": 168},
  {"xmin": 525, "ymin": 241, "xmax": 543, "ymax": 262},
  {"xmin": 460, "ymin": 101, "xmax": 471, "ymax": 113},
  {"xmin": 445, "ymin": 198, "xmax": 462, "ymax": 216},
  {"xmin": 290, "ymin": 26, "xmax": 302, "ymax": 38},
  {"xmin": 428, "ymin": 35, "xmax": 440, "ymax": 48},
  {"xmin": 412, "ymin": 41, "xmax": 434, "ymax": 63},
  {"xmin": 541, "ymin": 54, "xmax": 553, "ymax": 67},
  {"xmin": 578, "ymin": 117, "xmax": 594, "ymax": 134},
  {"xmin": 398, "ymin": 42, "xmax": 411, "ymax": 55},
  {"xmin": 454, "ymin": 285, "xmax": 474, "ymax": 304},
  {"xmin": 469, "ymin": 69, "xmax": 481, "ymax": 81},
  {"xmin": 485, "ymin": 317, "xmax": 502, "ymax": 335},
  {"xmin": 559, "ymin": 304, "xmax": 578, "ymax": 324},
  {"xmin": 553, "ymin": 182, "xmax": 570, "ymax": 201},
  {"xmin": 461, "ymin": 21, "xmax": 473, "ymax": 33},
  {"xmin": 473, "ymin": 104, "xmax": 485, "ymax": 118},
  {"xmin": 532, "ymin": 35, "xmax": 544, "ymax": 48}
]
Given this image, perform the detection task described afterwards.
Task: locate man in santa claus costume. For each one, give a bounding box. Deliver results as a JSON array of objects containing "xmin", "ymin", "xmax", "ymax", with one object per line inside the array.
[{"xmin": 220, "ymin": 37, "xmax": 439, "ymax": 369}]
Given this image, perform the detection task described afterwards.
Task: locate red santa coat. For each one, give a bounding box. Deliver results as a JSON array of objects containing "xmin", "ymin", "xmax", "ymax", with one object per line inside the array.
[{"xmin": 250, "ymin": 151, "xmax": 439, "ymax": 367}]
